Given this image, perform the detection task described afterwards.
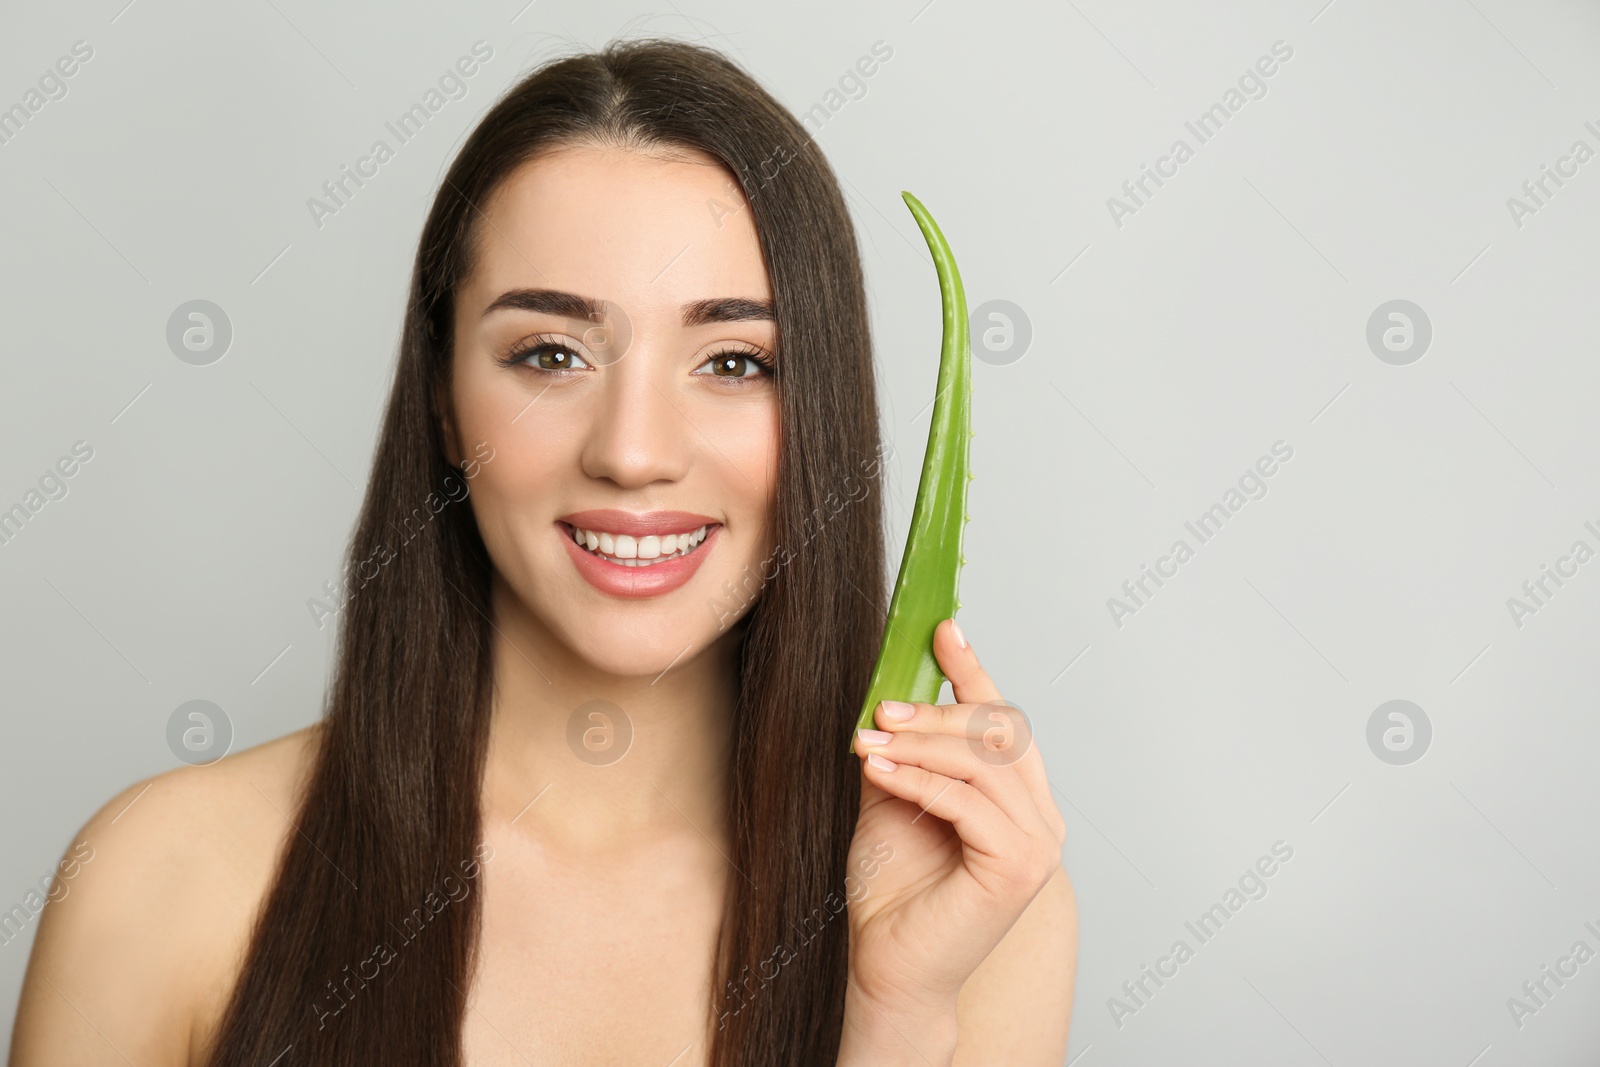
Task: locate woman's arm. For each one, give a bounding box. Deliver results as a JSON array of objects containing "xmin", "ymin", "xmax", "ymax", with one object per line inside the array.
[
  {"xmin": 834, "ymin": 866, "xmax": 1076, "ymax": 1066},
  {"xmin": 9, "ymin": 728, "xmax": 312, "ymax": 1067},
  {"xmin": 952, "ymin": 865, "xmax": 1076, "ymax": 1064},
  {"xmin": 839, "ymin": 619, "xmax": 1076, "ymax": 1066},
  {"xmin": 9, "ymin": 773, "xmax": 204, "ymax": 1065}
]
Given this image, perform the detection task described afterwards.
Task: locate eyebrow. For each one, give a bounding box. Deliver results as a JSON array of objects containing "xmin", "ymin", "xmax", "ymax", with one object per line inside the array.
[{"xmin": 482, "ymin": 288, "xmax": 774, "ymax": 327}]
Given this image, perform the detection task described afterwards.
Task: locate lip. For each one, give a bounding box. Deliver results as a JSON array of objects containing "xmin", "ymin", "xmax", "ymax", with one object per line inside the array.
[{"xmin": 557, "ymin": 514, "xmax": 722, "ymax": 600}]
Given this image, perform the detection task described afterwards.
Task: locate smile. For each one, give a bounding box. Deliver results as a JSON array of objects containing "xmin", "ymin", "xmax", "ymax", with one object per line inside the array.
[
  {"xmin": 556, "ymin": 519, "xmax": 722, "ymax": 600},
  {"xmin": 563, "ymin": 522, "xmax": 714, "ymax": 567}
]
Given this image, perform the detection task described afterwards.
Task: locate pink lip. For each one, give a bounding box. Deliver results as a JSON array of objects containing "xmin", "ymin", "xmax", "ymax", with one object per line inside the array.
[{"xmin": 557, "ymin": 515, "xmax": 721, "ymax": 600}]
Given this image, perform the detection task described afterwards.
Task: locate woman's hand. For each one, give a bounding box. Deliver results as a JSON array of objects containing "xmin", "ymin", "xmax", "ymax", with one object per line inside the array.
[{"xmin": 838, "ymin": 617, "xmax": 1068, "ymax": 1065}]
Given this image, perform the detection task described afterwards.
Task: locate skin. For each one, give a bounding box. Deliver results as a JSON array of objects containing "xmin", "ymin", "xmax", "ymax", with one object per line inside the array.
[{"xmin": 7, "ymin": 143, "xmax": 1076, "ymax": 1065}]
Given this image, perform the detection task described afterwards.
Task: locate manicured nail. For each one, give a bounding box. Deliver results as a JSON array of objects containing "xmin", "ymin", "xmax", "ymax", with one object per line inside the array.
[
  {"xmin": 857, "ymin": 729, "xmax": 893, "ymax": 747},
  {"xmin": 879, "ymin": 700, "xmax": 915, "ymax": 722},
  {"xmin": 866, "ymin": 752, "xmax": 897, "ymax": 772},
  {"xmin": 950, "ymin": 617, "xmax": 968, "ymax": 649}
]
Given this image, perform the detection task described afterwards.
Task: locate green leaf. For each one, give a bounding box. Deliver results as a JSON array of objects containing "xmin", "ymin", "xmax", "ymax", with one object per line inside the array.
[{"xmin": 851, "ymin": 190, "xmax": 973, "ymax": 746}]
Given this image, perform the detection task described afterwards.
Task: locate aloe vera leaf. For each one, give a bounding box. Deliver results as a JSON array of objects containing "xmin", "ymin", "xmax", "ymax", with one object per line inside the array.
[{"xmin": 851, "ymin": 190, "xmax": 973, "ymax": 746}]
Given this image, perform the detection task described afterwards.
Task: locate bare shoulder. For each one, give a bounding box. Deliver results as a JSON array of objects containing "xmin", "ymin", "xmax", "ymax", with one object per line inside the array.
[
  {"xmin": 954, "ymin": 864, "xmax": 1078, "ymax": 1066},
  {"xmin": 8, "ymin": 722, "xmax": 325, "ymax": 1067}
]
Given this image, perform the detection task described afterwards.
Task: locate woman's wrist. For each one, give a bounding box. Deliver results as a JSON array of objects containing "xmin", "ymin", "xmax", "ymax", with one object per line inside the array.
[{"xmin": 837, "ymin": 983, "xmax": 959, "ymax": 1067}]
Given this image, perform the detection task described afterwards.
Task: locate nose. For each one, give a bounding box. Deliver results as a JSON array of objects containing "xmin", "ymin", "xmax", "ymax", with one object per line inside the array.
[{"xmin": 578, "ymin": 337, "xmax": 693, "ymax": 491}]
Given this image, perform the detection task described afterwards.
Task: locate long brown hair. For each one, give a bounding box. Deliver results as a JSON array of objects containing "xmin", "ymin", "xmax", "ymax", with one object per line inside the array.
[{"xmin": 202, "ymin": 35, "xmax": 887, "ymax": 1066}]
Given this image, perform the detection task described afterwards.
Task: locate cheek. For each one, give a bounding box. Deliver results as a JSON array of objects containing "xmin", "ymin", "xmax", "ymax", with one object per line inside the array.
[
  {"xmin": 462, "ymin": 447, "xmax": 572, "ymax": 603},
  {"xmin": 711, "ymin": 400, "xmax": 779, "ymax": 546},
  {"xmin": 458, "ymin": 421, "xmax": 567, "ymax": 561},
  {"xmin": 755, "ymin": 408, "xmax": 781, "ymax": 498},
  {"xmin": 450, "ymin": 357, "xmax": 583, "ymax": 486},
  {"xmin": 703, "ymin": 397, "xmax": 778, "ymax": 486},
  {"xmin": 451, "ymin": 356, "xmax": 533, "ymax": 436},
  {"xmin": 470, "ymin": 424, "xmax": 576, "ymax": 523}
]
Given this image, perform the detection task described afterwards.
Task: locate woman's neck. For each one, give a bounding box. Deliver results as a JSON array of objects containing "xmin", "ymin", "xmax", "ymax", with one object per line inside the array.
[{"xmin": 478, "ymin": 583, "xmax": 741, "ymax": 862}]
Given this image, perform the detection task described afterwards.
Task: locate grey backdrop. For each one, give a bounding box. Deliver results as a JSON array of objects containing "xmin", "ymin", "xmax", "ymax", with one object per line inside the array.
[{"xmin": 3, "ymin": 0, "xmax": 1598, "ymax": 1063}]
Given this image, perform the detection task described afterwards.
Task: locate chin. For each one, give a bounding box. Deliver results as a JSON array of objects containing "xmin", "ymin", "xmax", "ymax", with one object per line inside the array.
[{"xmin": 571, "ymin": 626, "xmax": 710, "ymax": 681}]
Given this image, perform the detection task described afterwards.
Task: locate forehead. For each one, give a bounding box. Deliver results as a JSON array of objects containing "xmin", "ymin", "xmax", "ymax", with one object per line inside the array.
[{"xmin": 466, "ymin": 143, "xmax": 773, "ymax": 316}]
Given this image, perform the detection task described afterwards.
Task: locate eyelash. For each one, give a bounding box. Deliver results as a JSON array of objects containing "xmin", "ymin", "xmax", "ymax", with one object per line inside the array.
[{"xmin": 496, "ymin": 334, "xmax": 777, "ymax": 382}]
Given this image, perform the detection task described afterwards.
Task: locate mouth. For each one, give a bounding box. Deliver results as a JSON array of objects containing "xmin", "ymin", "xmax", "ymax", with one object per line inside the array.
[{"xmin": 559, "ymin": 520, "xmax": 722, "ymax": 568}]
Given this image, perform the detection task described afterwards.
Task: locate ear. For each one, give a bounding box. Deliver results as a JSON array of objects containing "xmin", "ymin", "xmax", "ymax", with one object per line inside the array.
[{"xmin": 435, "ymin": 381, "xmax": 463, "ymax": 469}]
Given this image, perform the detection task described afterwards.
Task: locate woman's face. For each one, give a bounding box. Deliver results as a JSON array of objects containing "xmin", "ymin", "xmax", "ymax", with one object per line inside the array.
[{"xmin": 445, "ymin": 142, "xmax": 780, "ymax": 679}]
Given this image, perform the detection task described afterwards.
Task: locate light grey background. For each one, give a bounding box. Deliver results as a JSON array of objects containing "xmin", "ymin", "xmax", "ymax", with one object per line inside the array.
[{"xmin": 3, "ymin": 0, "xmax": 1598, "ymax": 1063}]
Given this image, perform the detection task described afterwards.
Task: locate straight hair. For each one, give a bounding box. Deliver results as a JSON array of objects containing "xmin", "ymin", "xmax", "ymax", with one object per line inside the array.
[{"xmin": 202, "ymin": 35, "xmax": 888, "ymax": 1066}]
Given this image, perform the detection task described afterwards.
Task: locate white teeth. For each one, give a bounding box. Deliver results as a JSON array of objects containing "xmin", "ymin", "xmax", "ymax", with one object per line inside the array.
[{"xmin": 568, "ymin": 524, "xmax": 711, "ymax": 566}]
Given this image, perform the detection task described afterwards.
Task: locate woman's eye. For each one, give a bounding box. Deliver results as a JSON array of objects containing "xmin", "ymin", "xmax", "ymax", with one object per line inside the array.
[
  {"xmin": 505, "ymin": 341, "xmax": 591, "ymax": 372},
  {"xmin": 502, "ymin": 340, "xmax": 770, "ymax": 380},
  {"xmin": 695, "ymin": 351, "xmax": 772, "ymax": 380}
]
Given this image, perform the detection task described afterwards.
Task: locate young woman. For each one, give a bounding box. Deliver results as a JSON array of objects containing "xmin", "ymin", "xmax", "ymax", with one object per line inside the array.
[{"xmin": 10, "ymin": 36, "xmax": 1075, "ymax": 1066}]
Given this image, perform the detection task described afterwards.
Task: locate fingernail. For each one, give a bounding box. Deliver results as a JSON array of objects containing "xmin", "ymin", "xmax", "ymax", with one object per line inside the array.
[
  {"xmin": 879, "ymin": 701, "xmax": 915, "ymax": 722},
  {"xmin": 857, "ymin": 729, "xmax": 893, "ymax": 746},
  {"xmin": 950, "ymin": 618, "xmax": 968, "ymax": 649},
  {"xmin": 866, "ymin": 752, "xmax": 897, "ymax": 772}
]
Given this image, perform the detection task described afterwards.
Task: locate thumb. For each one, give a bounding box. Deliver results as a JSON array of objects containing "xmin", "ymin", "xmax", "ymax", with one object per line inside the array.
[{"xmin": 935, "ymin": 617, "xmax": 1003, "ymax": 707}]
